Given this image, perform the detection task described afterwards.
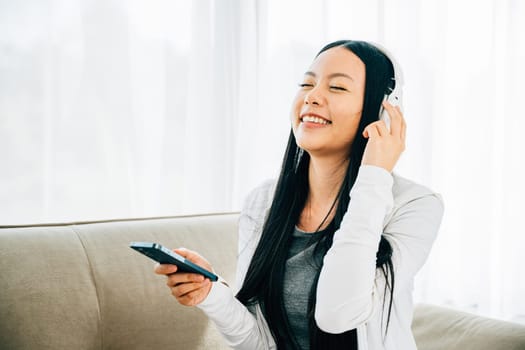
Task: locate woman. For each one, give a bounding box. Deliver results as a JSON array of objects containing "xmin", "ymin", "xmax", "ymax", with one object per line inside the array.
[{"xmin": 155, "ymin": 40, "xmax": 444, "ymax": 349}]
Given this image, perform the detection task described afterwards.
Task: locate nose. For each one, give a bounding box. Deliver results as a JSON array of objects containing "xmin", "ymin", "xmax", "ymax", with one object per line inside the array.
[{"xmin": 304, "ymin": 86, "xmax": 324, "ymax": 106}]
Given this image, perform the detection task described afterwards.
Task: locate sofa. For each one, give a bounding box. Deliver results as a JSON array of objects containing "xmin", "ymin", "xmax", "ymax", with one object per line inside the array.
[{"xmin": 1, "ymin": 213, "xmax": 524, "ymax": 350}]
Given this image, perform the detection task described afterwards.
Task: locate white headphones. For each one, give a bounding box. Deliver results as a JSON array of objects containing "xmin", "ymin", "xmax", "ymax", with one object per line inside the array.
[{"xmin": 370, "ymin": 42, "xmax": 404, "ymax": 131}]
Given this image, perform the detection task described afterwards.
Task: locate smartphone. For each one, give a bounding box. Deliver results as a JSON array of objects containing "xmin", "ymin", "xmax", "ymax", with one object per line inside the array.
[{"xmin": 130, "ymin": 241, "xmax": 218, "ymax": 282}]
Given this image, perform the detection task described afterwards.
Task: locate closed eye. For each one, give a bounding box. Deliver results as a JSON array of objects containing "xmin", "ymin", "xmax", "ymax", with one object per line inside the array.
[
  {"xmin": 330, "ymin": 86, "xmax": 347, "ymax": 91},
  {"xmin": 299, "ymin": 83, "xmax": 314, "ymax": 88}
]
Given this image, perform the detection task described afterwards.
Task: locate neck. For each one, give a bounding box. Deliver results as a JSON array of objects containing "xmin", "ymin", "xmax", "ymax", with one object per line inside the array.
[
  {"xmin": 307, "ymin": 154, "xmax": 349, "ymax": 205},
  {"xmin": 297, "ymin": 153, "xmax": 349, "ymax": 232}
]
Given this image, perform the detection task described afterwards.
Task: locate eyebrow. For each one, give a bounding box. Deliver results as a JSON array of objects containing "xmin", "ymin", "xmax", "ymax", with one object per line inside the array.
[{"xmin": 304, "ymin": 71, "xmax": 354, "ymax": 81}]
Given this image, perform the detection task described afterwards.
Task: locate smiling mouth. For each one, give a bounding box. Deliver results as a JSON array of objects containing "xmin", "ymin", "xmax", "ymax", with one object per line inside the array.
[{"xmin": 300, "ymin": 115, "xmax": 332, "ymax": 125}]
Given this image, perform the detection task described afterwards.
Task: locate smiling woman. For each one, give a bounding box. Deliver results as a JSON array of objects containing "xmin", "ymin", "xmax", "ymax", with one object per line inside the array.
[{"xmin": 154, "ymin": 40, "xmax": 444, "ymax": 350}]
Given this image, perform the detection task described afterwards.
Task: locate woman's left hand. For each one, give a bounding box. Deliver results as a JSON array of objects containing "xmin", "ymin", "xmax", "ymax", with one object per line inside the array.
[
  {"xmin": 154, "ymin": 248, "xmax": 214, "ymax": 306},
  {"xmin": 361, "ymin": 101, "xmax": 406, "ymax": 172}
]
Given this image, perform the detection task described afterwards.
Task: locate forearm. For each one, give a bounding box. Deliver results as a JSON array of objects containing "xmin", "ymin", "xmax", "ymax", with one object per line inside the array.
[
  {"xmin": 316, "ymin": 165, "xmax": 394, "ymax": 332},
  {"xmin": 197, "ymin": 282, "xmax": 271, "ymax": 349}
]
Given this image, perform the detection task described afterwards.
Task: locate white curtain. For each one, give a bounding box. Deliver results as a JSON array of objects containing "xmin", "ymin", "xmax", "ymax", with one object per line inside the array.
[{"xmin": 1, "ymin": 0, "xmax": 524, "ymax": 324}]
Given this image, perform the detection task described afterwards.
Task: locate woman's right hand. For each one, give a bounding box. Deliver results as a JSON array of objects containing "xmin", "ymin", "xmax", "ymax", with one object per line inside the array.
[
  {"xmin": 361, "ymin": 101, "xmax": 406, "ymax": 172},
  {"xmin": 154, "ymin": 248, "xmax": 213, "ymax": 306}
]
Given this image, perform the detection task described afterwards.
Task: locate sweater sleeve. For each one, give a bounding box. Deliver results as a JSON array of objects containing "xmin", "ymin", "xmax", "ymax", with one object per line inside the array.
[
  {"xmin": 196, "ymin": 282, "xmax": 272, "ymax": 349},
  {"xmin": 315, "ymin": 165, "xmax": 444, "ymax": 333},
  {"xmin": 196, "ymin": 181, "xmax": 276, "ymax": 349}
]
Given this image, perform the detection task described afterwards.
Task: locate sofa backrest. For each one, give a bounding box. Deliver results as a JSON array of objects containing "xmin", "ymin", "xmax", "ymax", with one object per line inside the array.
[{"xmin": 0, "ymin": 213, "xmax": 238, "ymax": 350}]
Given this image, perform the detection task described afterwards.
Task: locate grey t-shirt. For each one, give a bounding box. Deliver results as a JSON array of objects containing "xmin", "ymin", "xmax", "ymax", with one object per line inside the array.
[{"xmin": 282, "ymin": 227, "xmax": 326, "ymax": 349}]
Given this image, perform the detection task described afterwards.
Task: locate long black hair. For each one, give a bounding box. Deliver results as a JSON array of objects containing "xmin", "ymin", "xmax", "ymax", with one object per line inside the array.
[{"xmin": 236, "ymin": 40, "xmax": 396, "ymax": 349}]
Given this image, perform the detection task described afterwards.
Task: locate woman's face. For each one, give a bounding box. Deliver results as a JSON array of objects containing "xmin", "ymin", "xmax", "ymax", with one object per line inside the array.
[{"xmin": 291, "ymin": 46, "xmax": 366, "ymax": 158}]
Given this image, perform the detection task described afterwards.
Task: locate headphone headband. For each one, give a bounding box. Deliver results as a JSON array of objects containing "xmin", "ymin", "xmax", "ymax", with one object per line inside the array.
[
  {"xmin": 369, "ymin": 41, "xmax": 404, "ymax": 108},
  {"xmin": 368, "ymin": 42, "xmax": 404, "ymax": 131}
]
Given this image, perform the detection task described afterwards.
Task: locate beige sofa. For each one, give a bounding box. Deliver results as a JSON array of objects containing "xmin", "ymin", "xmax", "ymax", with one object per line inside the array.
[{"xmin": 1, "ymin": 213, "xmax": 524, "ymax": 349}]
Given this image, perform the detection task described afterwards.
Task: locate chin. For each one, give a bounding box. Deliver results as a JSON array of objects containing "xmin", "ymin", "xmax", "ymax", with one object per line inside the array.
[{"xmin": 295, "ymin": 142, "xmax": 323, "ymax": 155}]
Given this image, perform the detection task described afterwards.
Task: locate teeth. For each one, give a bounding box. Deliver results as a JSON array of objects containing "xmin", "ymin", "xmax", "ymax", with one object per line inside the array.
[{"xmin": 302, "ymin": 116, "xmax": 330, "ymax": 125}]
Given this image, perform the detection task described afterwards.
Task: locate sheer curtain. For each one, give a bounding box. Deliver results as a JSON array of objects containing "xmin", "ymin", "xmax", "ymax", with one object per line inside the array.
[
  {"xmin": 1, "ymin": 0, "xmax": 242, "ymax": 221},
  {"xmin": 1, "ymin": 0, "xmax": 524, "ymax": 323}
]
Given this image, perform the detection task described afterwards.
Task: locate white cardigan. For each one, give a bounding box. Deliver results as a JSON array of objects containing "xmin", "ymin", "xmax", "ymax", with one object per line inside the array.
[{"xmin": 198, "ymin": 165, "xmax": 444, "ymax": 349}]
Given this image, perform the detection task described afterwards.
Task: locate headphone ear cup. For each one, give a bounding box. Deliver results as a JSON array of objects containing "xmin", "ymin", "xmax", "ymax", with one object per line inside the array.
[
  {"xmin": 379, "ymin": 95, "xmax": 391, "ymax": 132},
  {"xmin": 387, "ymin": 93, "xmax": 399, "ymax": 107}
]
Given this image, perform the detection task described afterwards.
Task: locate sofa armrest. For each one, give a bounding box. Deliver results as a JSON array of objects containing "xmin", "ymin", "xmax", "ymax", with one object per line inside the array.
[{"xmin": 412, "ymin": 303, "xmax": 525, "ymax": 350}]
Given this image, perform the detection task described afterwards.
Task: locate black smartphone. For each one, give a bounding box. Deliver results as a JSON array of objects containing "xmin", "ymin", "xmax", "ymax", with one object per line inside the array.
[{"xmin": 130, "ymin": 241, "xmax": 218, "ymax": 282}]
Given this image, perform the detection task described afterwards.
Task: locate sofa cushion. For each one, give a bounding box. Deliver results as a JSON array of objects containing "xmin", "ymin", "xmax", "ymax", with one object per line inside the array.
[
  {"xmin": 412, "ymin": 303, "xmax": 525, "ymax": 350},
  {"xmin": 74, "ymin": 214, "xmax": 238, "ymax": 350},
  {"xmin": 0, "ymin": 226, "xmax": 102, "ymax": 349}
]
